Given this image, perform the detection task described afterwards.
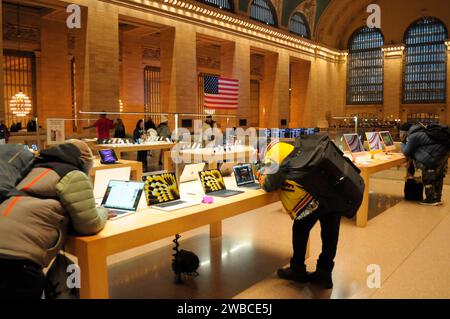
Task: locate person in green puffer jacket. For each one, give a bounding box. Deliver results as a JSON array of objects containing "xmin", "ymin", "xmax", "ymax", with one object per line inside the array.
[{"xmin": 0, "ymin": 139, "xmax": 108, "ymax": 299}]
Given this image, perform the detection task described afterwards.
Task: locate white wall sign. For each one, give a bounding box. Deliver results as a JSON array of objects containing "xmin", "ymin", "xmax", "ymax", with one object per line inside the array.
[{"xmin": 47, "ymin": 119, "xmax": 65, "ymax": 145}]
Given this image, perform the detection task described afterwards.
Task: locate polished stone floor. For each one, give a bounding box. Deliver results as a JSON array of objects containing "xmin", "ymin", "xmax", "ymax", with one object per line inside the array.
[{"xmin": 76, "ymin": 168, "xmax": 450, "ymax": 299}]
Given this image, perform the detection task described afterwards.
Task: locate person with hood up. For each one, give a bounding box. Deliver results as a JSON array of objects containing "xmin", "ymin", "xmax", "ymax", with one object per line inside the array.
[
  {"xmin": 0, "ymin": 139, "xmax": 108, "ymax": 299},
  {"xmin": 400, "ymin": 123, "xmax": 449, "ymax": 206}
]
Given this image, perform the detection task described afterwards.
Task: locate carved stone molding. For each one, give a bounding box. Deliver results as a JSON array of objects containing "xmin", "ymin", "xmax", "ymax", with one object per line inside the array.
[
  {"xmin": 197, "ymin": 55, "xmax": 220, "ymax": 70},
  {"xmin": 3, "ymin": 23, "xmax": 40, "ymax": 43},
  {"xmin": 142, "ymin": 47, "xmax": 161, "ymax": 61}
]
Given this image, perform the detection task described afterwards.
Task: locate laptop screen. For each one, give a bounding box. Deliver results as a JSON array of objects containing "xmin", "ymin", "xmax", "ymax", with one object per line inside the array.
[
  {"xmin": 366, "ymin": 132, "xmax": 383, "ymax": 151},
  {"xmin": 101, "ymin": 180, "xmax": 144, "ymax": 211},
  {"xmin": 99, "ymin": 149, "xmax": 118, "ymax": 163},
  {"xmin": 145, "ymin": 172, "xmax": 181, "ymax": 206},
  {"xmin": 233, "ymin": 164, "xmax": 255, "ymax": 186},
  {"xmin": 199, "ymin": 170, "xmax": 226, "ymax": 194},
  {"xmin": 380, "ymin": 131, "xmax": 394, "ymax": 147},
  {"xmin": 344, "ymin": 134, "xmax": 365, "ymax": 153}
]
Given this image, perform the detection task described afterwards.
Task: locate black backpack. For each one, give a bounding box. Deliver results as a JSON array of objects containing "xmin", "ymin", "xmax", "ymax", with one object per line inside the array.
[
  {"xmin": 424, "ymin": 124, "xmax": 450, "ymax": 149},
  {"xmin": 280, "ymin": 135, "xmax": 365, "ymax": 219}
]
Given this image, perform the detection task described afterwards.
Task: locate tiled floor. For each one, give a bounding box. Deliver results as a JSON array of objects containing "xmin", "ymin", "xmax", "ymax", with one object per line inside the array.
[{"xmin": 92, "ymin": 173, "xmax": 450, "ymax": 299}]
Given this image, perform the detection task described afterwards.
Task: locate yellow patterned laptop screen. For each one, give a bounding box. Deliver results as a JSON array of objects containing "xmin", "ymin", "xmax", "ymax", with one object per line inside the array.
[
  {"xmin": 145, "ymin": 172, "xmax": 181, "ymax": 206},
  {"xmin": 199, "ymin": 170, "xmax": 226, "ymax": 194}
]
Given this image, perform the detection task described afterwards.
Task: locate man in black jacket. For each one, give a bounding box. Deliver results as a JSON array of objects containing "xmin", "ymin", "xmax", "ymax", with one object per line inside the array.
[{"xmin": 401, "ymin": 123, "xmax": 449, "ymax": 206}]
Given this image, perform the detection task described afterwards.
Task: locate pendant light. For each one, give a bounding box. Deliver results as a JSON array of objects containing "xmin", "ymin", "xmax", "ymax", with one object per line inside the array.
[{"xmin": 9, "ymin": 0, "xmax": 32, "ymax": 118}]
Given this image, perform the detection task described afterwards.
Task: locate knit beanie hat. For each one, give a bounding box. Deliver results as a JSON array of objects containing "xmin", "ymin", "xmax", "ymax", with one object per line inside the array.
[{"xmin": 66, "ymin": 139, "xmax": 94, "ymax": 171}]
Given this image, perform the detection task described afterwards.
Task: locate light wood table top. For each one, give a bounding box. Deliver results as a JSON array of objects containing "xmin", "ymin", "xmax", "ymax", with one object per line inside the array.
[
  {"xmin": 65, "ymin": 176, "xmax": 281, "ymax": 298},
  {"xmin": 354, "ymin": 152, "xmax": 407, "ymax": 227}
]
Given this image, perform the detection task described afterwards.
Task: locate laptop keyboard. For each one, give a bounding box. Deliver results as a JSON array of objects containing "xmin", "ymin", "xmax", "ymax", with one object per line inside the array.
[
  {"xmin": 211, "ymin": 189, "xmax": 243, "ymax": 197},
  {"xmin": 155, "ymin": 200, "xmax": 186, "ymax": 208}
]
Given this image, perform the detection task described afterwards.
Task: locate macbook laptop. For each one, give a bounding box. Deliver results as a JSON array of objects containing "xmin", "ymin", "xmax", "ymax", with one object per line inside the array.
[
  {"xmin": 145, "ymin": 172, "xmax": 200, "ymax": 211},
  {"xmin": 219, "ymin": 162, "xmax": 235, "ymax": 176},
  {"xmin": 365, "ymin": 132, "xmax": 384, "ymax": 154},
  {"xmin": 343, "ymin": 133, "xmax": 367, "ymax": 160},
  {"xmin": 379, "ymin": 131, "xmax": 396, "ymax": 153},
  {"xmin": 180, "ymin": 163, "xmax": 206, "ymax": 183},
  {"xmin": 94, "ymin": 167, "xmax": 131, "ymax": 201},
  {"xmin": 233, "ymin": 164, "xmax": 260, "ymax": 189},
  {"xmin": 199, "ymin": 169, "xmax": 244, "ymax": 198},
  {"xmin": 99, "ymin": 149, "xmax": 119, "ymax": 164},
  {"xmin": 101, "ymin": 180, "xmax": 145, "ymax": 220}
]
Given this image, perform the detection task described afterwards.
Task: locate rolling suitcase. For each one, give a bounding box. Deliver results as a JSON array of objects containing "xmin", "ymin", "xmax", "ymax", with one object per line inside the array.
[{"xmin": 280, "ymin": 135, "xmax": 365, "ymax": 219}]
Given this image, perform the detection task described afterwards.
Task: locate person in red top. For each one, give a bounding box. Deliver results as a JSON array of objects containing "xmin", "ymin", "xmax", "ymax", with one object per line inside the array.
[{"xmin": 83, "ymin": 113, "xmax": 114, "ymax": 143}]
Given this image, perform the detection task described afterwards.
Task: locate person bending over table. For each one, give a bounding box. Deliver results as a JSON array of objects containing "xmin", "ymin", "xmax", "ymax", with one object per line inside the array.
[
  {"xmin": 0, "ymin": 139, "xmax": 108, "ymax": 299},
  {"xmin": 257, "ymin": 141, "xmax": 341, "ymax": 290},
  {"xmin": 400, "ymin": 123, "xmax": 449, "ymax": 206}
]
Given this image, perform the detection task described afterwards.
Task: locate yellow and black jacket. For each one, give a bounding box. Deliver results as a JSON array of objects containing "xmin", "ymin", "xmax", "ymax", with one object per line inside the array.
[{"xmin": 258, "ymin": 141, "xmax": 319, "ymax": 221}]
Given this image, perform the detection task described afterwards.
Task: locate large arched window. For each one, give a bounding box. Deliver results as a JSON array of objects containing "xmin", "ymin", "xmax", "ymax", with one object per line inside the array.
[
  {"xmin": 347, "ymin": 27, "xmax": 384, "ymax": 104},
  {"xmin": 196, "ymin": 0, "xmax": 233, "ymax": 12},
  {"xmin": 289, "ymin": 12, "xmax": 310, "ymax": 38},
  {"xmin": 249, "ymin": 0, "xmax": 277, "ymax": 27},
  {"xmin": 403, "ymin": 17, "xmax": 447, "ymax": 104}
]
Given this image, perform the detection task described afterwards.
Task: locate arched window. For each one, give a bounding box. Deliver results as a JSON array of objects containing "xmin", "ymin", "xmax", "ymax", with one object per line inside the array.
[
  {"xmin": 289, "ymin": 12, "xmax": 310, "ymax": 38},
  {"xmin": 403, "ymin": 17, "xmax": 447, "ymax": 104},
  {"xmin": 347, "ymin": 27, "xmax": 384, "ymax": 104},
  {"xmin": 197, "ymin": 0, "xmax": 233, "ymax": 12},
  {"xmin": 249, "ymin": 0, "xmax": 277, "ymax": 27}
]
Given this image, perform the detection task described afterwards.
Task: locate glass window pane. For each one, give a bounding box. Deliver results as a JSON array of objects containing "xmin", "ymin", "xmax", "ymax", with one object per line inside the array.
[
  {"xmin": 250, "ymin": 0, "xmax": 276, "ymax": 26},
  {"xmin": 403, "ymin": 17, "xmax": 447, "ymax": 104},
  {"xmin": 289, "ymin": 12, "xmax": 310, "ymax": 38},
  {"xmin": 197, "ymin": 0, "xmax": 232, "ymax": 11},
  {"xmin": 347, "ymin": 27, "xmax": 384, "ymax": 104}
]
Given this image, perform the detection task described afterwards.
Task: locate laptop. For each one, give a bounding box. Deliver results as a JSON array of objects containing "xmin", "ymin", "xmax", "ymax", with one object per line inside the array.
[
  {"xmin": 94, "ymin": 167, "xmax": 131, "ymax": 201},
  {"xmin": 199, "ymin": 169, "xmax": 244, "ymax": 198},
  {"xmin": 101, "ymin": 180, "xmax": 145, "ymax": 220},
  {"xmin": 343, "ymin": 133, "xmax": 367, "ymax": 161},
  {"xmin": 219, "ymin": 162, "xmax": 235, "ymax": 176},
  {"xmin": 233, "ymin": 164, "xmax": 260, "ymax": 189},
  {"xmin": 99, "ymin": 149, "xmax": 119, "ymax": 164},
  {"xmin": 145, "ymin": 172, "xmax": 200, "ymax": 211},
  {"xmin": 180, "ymin": 163, "xmax": 206, "ymax": 183},
  {"xmin": 365, "ymin": 132, "xmax": 384, "ymax": 154},
  {"xmin": 379, "ymin": 131, "xmax": 396, "ymax": 153}
]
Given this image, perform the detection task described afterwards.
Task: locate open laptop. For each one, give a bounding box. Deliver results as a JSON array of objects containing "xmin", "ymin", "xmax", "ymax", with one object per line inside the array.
[
  {"xmin": 219, "ymin": 162, "xmax": 235, "ymax": 176},
  {"xmin": 379, "ymin": 131, "xmax": 396, "ymax": 153},
  {"xmin": 99, "ymin": 149, "xmax": 120, "ymax": 164},
  {"xmin": 145, "ymin": 172, "xmax": 200, "ymax": 211},
  {"xmin": 94, "ymin": 167, "xmax": 131, "ymax": 201},
  {"xmin": 233, "ymin": 164, "xmax": 260, "ymax": 189},
  {"xmin": 199, "ymin": 169, "xmax": 244, "ymax": 198},
  {"xmin": 101, "ymin": 180, "xmax": 145, "ymax": 220},
  {"xmin": 180, "ymin": 163, "xmax": 206, "ymax": 183},
  {"xmin": 365, "ymin": 132, "xmax": 384, "ymax": 154},
  {"xmin": 343, "ymin": 133, "xmax": 367, "ymax": 161}
]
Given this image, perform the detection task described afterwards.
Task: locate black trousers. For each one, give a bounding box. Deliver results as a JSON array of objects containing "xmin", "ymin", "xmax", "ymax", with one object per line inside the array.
[
  {"xmin": 291, "ymin": 208, "xmax": 341, "ymax": 272},
  {"xmin": 137, "ymin": 151, "xmax": 148, "ymax": 172},
  {"xmin": 0, "ymin": 259, "xmax": 45, "ymax": 299},
  {"xmin": 418, "ymin": 155, "xmax": 449, "ymax": 201}
]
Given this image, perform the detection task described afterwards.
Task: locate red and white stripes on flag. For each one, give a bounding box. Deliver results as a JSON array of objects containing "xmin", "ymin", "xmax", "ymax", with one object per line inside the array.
[{"xmin": 204, "ymin": 76, "xmax": 239, "ymax": 109}]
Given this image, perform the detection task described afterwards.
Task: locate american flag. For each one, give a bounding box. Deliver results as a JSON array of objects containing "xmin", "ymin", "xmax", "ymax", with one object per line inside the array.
[{"xmin": 204, "ymin": 76, "xmax": 239, "ymax": 109}]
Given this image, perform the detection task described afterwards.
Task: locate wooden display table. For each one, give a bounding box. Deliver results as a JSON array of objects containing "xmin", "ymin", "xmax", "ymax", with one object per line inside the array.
[
  {"xmin": 65, "ymin": 176, "xmax": 282, "ymax": 299},
  {"xmin": 355, "ymin": 153, "xmax": 407, "ymax": 227},
  {"xmin": 90, "ymin": 142, "xmax": 175, "ymax": 159},
  {"xmin": 91, "ymin": 158, "xmax": 143, "ymax": 181}
]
